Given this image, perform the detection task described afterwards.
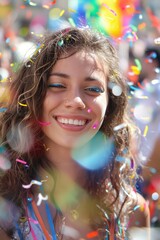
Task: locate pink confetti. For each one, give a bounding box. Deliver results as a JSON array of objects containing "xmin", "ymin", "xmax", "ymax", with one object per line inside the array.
[
  {"xmin": 29, "ymin": 218, "xmax": 38, "ymax": 224},
  {"xmin": 92, "ymin": 122, "xmax": 99, "ymax": 129},
  {"xmin": 16, "ymin": 158, "xmax": 27, "ymax": 165}
]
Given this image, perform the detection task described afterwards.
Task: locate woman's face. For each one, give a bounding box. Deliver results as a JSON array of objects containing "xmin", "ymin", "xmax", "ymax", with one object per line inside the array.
[{"xmin": 41, "ymin": 50, "xmax": 109, "ymax": 149}]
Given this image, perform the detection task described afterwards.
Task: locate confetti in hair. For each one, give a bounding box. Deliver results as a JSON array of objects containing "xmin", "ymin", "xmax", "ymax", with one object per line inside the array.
[
  {"xmin": 57, "ymin": 39, "xmax": 64, "ymax": 46},
  {"xmin": 113, "ymin": 123, "xmax": 127, "ymax": 131},
  {"xmin": 22, "ymin": 180, "xmax": 42, "ymax": 189},
  {"xmin": 16, "ymin": 158, "xmax": 27, "ymax": 165},
  {"xmin": 18, "ymin": 101, "xmax": 27, "ymax": 107}
]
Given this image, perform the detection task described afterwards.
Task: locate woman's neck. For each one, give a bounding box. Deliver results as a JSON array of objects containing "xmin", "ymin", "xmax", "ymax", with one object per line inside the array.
[{"xmin": 44, "ymin": 142, "xmax": 87, "ymax": 187}]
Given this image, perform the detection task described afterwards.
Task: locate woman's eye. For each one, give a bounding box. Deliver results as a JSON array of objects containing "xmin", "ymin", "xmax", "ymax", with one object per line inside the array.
[
  {"xmin": 85, "ymin": 87, "xmax": 104, "ymax": 93},
  {"xmin": 48, "ymin": 83, "xmax": 65, "ymax": 88}
]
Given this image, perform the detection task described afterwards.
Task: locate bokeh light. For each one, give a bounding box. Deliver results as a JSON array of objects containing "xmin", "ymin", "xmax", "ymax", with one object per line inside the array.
[{"xmin": 72, "ymin": 132, "xmax": 114, "ymax": 170}]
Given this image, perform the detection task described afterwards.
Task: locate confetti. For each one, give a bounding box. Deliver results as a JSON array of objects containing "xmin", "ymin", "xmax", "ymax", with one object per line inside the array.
[
  {"xmin": 42, "ymin": 5, "xmax": 50, "ymax": 9},
  {"xmin": 133, "ymin": 205, "xmax": 140, "ymax": 211},
  {"xmin": 147, "ymin": 8, "xmax": 160, "ymax": 29},
  {"xmin": 19, "ymin": 217, "xmax": 27, "ymax": 222},
  {"xmin": 22, "ymin": 180, "xmax": 42, "ymax": 189},
  {"xmin": 28, "ymin": 217, "xmax": 38, "ymax": 224},
  {"xmin": 113, "ymin": 123, "xmax": 127, "ymax": 131},
  {"xmin": 92, "ymin": 122, "xmax": 99, "ymax": 129},
  {"xmin": 57, "ymin": 39, "xmax": 64, "ymax": 46},
  {"xmin": 25, "ymin": 0, "xmax": 37, "ymax": 6},
  {"xmin": 51, "ymin": 0, "xmax": 56, "ymax": 5},
  {"xmin": 18, "ymin": 101, "xmax": 27, "ymax": 107},
  {"xmin": 115, "ymin": 155, "xmax": 125, "ymax": 162},
  {"xmin": 129, "ymin": 85, "xmax": 139, "ymax": 91},
  {"xmin": 16, "ymin": 158, "xmax": 27, "ymax": 165},
  {"xmin": 154, "ymin": 68, "xmax": 160, "ymax": 74},
  {"xmin": 135, "ymin": 59, "xmax": 142, "ymax": 71},
  {"xmin": 143, "ymin": 125, "xmax": 148, "ymax": 137},
  {"xmin": 86, "ymin": 230, "xmax": 98, "ymax": 238},
  {"xmin": 68, "ymin": 18, "xmax": 76, "ymax": 27},
  {"xmin": 37, "ymin": 193, "xmax": 48, "ymax": 206},
  {"xmin": 60, "ymin": 10, "xmax": 65, "ymax": 17},
  {"xmin": 20, "ymin": 5, "xmax": 26, "ymax": 9},
  {"xmin": 27, "ymin": 197, "xmax": 33, "ymax": 202},
  {"xmin": 137, "ymin": 82, "xmax": 144, "ymax": 89},
  {"xmin": 131, "ymin": 66, "xmax": 140, "ymax": 75},
  {"xmin": 5, "ymin": 38, "xmax": 10, "ymax": 44},
  {"xmin": 138, "ymin": 22, "xmax": 146, "ymax": 30},
  {"xmin": 135, "ymin": 95, "xmax": 148, "ymax": 99}
]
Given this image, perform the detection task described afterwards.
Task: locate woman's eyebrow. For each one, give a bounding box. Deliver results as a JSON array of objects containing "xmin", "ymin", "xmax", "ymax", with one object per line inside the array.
[
  {"xmin": 49, "ymin": 72, "xmax": 103, "ymax": 83},
  {"xmin": 85, "ymin": 76, "xmax": 102, "ymax": 82},
  {"xmin": 49, "ymin": 72, "xmax": 70, "ymax": 78}
]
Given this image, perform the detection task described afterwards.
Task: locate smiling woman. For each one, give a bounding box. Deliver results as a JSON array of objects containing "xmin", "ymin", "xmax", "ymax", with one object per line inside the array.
[
  {"xmin": 0, "ymin": 27, "xmax": 150, "ymax": 239},
  {"xmin": 41, "ymin": 50, "xmax": 108, "ymax": 149}
]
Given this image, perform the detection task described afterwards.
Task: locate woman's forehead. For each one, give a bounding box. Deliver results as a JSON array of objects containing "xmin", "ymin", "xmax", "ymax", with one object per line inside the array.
[{"xmin": 54, "ymin": 50, "xmax": 109, "ymax": 75}]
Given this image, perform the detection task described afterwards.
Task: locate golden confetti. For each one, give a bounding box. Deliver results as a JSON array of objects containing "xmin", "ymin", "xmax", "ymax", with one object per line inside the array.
[
  {"xmin": 143, "ymin": 125, "xmax": 148, "ymax": 137},
  {"xmin": 18, "ymin": 101, "xmax": 27, "ymax": 107},
  {"xmin": 60, "ymin": 10, "xmax": 65, "ymax": 17}
]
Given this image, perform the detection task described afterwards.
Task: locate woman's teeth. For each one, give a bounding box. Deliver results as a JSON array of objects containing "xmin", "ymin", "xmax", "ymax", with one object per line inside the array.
[{"xmin": 57, "ymin": 117, "xmax": 86, "ymax": 126}]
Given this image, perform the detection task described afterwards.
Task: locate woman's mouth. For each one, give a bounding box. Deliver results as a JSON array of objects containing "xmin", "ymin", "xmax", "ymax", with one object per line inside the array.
[
  {"xmin": 54, "ymin": 116, "xmax": 90, "ymax": 131},
  {"xmin": 57, "ymin": 117, "xmax": 86, "ymax": 126}
]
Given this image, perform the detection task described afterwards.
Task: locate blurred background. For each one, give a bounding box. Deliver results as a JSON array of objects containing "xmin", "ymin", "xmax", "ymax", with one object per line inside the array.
[{"xmin": 0, "ymin": 0, "xmax": 160, "ymax": 235}]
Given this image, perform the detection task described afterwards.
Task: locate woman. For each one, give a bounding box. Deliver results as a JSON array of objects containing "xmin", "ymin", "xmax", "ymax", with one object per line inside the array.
[{"xmin": 0, "ymin": 27, "xmax": 149, "ymax": 239}]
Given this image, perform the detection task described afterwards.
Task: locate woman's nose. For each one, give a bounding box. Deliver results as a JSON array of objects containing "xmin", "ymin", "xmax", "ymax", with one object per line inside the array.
[{"xmin": 64, "ymin": 95, "xmax": 86, "ymax": 110}]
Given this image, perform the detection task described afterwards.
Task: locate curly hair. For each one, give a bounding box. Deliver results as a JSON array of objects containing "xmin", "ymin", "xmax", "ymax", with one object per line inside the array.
[{"xmin": 0, "ymin": 27, "xmax": 138, "ymax": 239}]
